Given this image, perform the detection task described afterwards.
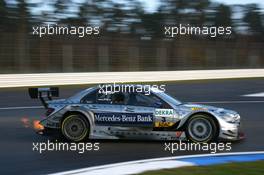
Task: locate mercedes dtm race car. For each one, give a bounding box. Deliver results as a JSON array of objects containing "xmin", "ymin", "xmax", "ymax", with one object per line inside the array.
[{"xmin": 29, "ymin": 85, "xmax": 243, "ymax": 143}]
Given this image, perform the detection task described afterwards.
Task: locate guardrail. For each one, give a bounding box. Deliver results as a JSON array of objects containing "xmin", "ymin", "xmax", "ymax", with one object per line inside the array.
[{"xmin": 0, "ymin": 69, "xmax": 264, "ymax": 88}]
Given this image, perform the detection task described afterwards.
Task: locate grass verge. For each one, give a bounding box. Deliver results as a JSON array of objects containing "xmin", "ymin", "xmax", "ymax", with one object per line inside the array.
[{"xmin": 139, "ymin": 161, "xmax": 264, "ymax": 175}]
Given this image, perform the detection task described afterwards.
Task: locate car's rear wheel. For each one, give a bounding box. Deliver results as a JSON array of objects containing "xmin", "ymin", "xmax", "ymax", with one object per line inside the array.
[
  {"xmin": 61, "ymin": 114, "xmax": 89, "ymax": 142},
  {"xmin": 186, "ymin": 114, "xmax": 217, "ymax": 143}
]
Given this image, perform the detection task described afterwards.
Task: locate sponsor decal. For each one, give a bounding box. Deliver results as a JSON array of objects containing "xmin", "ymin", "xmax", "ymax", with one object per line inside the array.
[
  {"xmin": 94, "ymin": 113, "xmax": 153, "ymax": 126},
  {"xmin": 191, "ymin": 107, "xmax": 205, "ymax": 111},
  {"xmin": 155, "ymin": 109, "xmax": 174, "ymax": 117},
  {"xmin": 154, "ymin": 121, "xmax": 175, "ymax": 128}
]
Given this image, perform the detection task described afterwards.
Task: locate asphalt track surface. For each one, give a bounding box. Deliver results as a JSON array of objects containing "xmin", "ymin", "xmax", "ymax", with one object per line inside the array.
[{"xmin": 0, "ymin": 78, "xmax": 264, "ymax": 174}]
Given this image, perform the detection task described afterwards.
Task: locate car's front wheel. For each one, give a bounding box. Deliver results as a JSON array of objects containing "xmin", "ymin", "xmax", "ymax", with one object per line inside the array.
[
  {"xmin": 186, "ymin": 114, "xmax": 217, "ymax": 143},
  {"xmin": 61, "ymin": 114, "xmax": 89, "ymax": 142}
]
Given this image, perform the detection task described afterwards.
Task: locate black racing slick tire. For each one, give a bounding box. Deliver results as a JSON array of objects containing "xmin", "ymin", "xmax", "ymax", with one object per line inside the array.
[
  {"xmin": 185, "ymin": 114, "xmax": 218, "ymax": 143},
  {"xmin": 61, "ymin": 114, "xmax": 90, "ymax": 142}
]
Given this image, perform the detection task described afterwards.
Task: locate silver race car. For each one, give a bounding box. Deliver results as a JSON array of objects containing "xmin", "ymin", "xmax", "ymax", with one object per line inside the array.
[{"xmin": 29, "ymin": 85, "xmax": 243, "ymax": 143}]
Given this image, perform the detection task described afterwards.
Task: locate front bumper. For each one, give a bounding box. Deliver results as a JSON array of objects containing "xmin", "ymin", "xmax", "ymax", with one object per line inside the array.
[{"xmin": 218, "ymin": 119, "xmax": 244, "ymax": 141}]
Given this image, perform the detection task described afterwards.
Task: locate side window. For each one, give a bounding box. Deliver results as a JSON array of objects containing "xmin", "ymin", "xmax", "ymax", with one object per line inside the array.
[
  {"xmin": 81, "ymin": 88, "xmax": 112, "ymax": 104},
  {"xmin": 97, "ymin": 92, "xmax": 128, "ymax": 105},
  {"xmin": 97, "ymin": 92, "xmax": 112, "ymax": 104},
  {"xmin": 96, "ymin": 86, "xmax": 128, "ymax": 105},
  {"xmin": 135, "ymin": 94, "xmax": 155, "ymax": 106},
  {"xmin": 81, "ymin": 90, "xmax": 97, "ymax": 104},
  {"xmin": 96, "ymin": 86, "xmax": 112, "ymax": 104},
  {"xmin": 127, "ymin": 93, "xmax": 172, "ymax": 108},
  {"xmin": 127, "ymin": 93, "xmax": 165, "ymax": 108}
]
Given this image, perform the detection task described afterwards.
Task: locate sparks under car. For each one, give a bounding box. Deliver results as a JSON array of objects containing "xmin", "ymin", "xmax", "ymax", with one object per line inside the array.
[{"xmin": 28, "ymin": 85, "xmax": 243, "ymax": 143}]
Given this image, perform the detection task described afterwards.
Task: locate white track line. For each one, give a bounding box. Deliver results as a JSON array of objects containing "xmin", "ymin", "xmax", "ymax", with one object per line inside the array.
[
  {"xmin": 51, "ymin": 151, "xmax": 264, "ymax": 175},
  {"xmin": 0, "ymin": 69, "xmax": 264, "ymax": 88},
  {"xmin": 242, "ymin": 92, "xmax": 264, "ymax": 97}
]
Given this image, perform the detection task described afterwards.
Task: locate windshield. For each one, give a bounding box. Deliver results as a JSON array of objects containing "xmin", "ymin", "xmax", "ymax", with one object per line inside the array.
[{"xmin": 157, "ymin": 92, "xmax": 182, "ymax": 106}]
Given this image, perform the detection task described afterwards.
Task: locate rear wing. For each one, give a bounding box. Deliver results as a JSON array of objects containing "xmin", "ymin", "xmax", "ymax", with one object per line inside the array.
[{"xmin": 28, "ymin": 87, "xmax": 59, "ymax": 109}]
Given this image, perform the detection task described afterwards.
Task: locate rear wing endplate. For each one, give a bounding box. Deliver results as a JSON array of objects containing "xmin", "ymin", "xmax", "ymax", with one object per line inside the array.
[{"xmin": 28, "ymin": 87, "xmax": 59, "ymax": 108}]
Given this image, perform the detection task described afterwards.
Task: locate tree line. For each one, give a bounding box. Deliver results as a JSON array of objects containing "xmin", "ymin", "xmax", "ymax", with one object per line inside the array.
[{"xmin": 0, "ymin": 0, "xmax": 263, "ymax": 38}]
